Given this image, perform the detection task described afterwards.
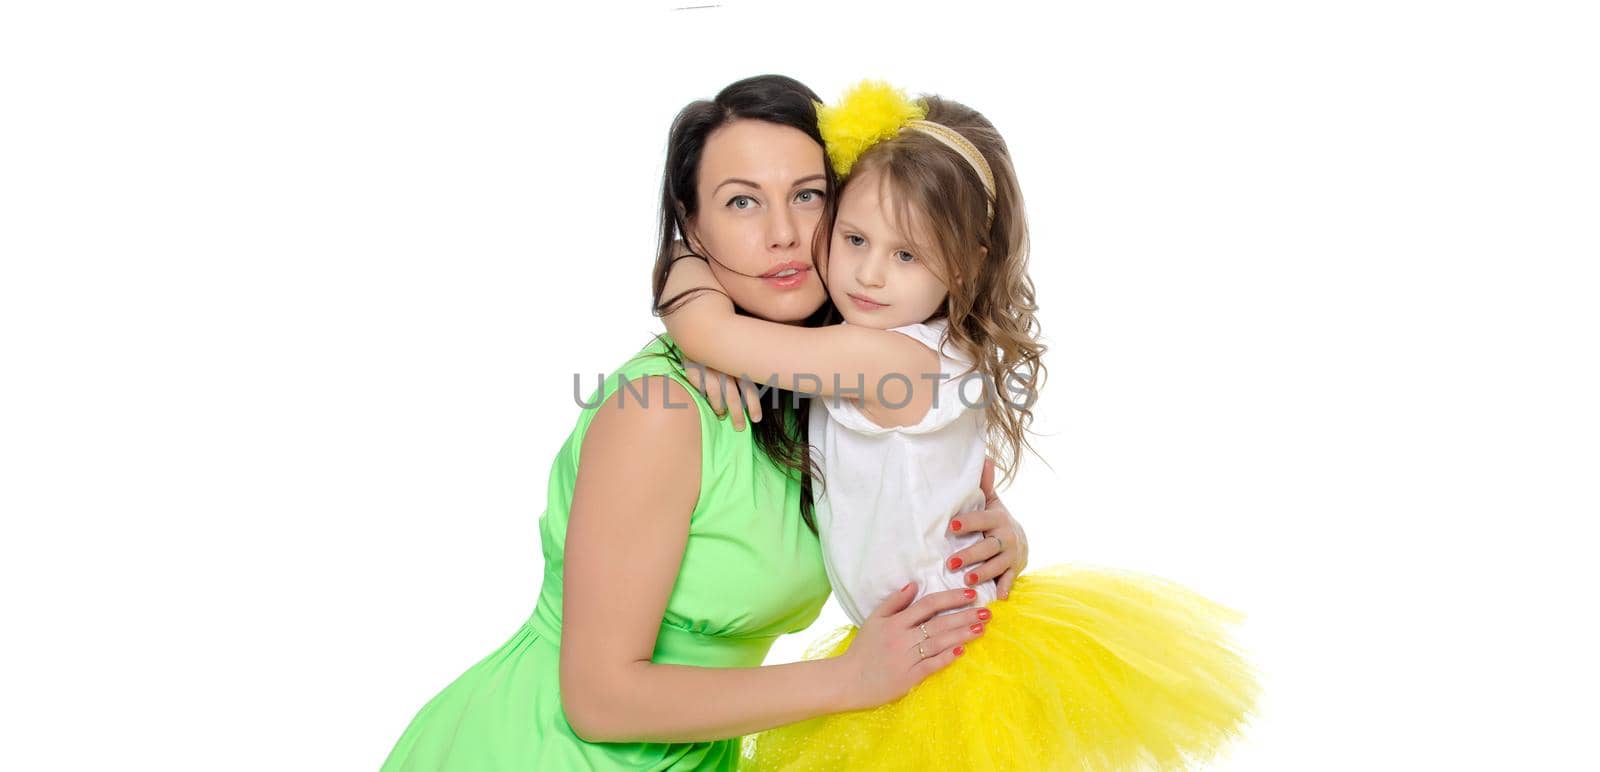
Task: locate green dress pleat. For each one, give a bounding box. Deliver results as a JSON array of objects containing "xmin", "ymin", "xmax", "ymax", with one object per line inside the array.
[{"xmin": 381, "ymin": 335, "xmax": 832, "ymax": 771}]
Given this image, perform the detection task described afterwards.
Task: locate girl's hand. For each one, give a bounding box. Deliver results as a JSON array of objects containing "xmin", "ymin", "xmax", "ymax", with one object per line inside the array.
[
  {"xmin": 660, "ymin": 250, "xmax": 733, "ymax": 317},
  {"xmin": 680, "ymin": 361, "xmax": 763, "ymax": 432},
  {"xmin": 946, "ymin": 458, "xmax": 1031, "ymax": 599},
  {"xmin": 831, "ymin": 583, "xmax": 988, "ymax": 712},
  {"xmin": 663, "ymin": 251, "xmax": 723, "ymax": 296},
  {"xmin": 662, "ymin": 244, "xmax": 756, "ymax": 429}
]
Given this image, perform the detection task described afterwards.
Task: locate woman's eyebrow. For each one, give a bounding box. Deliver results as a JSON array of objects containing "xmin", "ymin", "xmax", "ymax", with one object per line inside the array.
[
  {"xmin": 712, "ymin": 178, "xmax": 762, "ymax": 195},
  {"xmin": 791, "ymin": 174, "xmax": 825, "ymax": 188}
]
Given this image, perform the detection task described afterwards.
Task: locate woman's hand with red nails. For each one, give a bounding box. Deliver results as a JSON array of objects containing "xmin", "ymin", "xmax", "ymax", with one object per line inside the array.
[
  {"xmin": 945, "ymin": 458, "xmax": 1031, "ymax": 599},
  {"xmin": 830, "ymin": 583, "xmax": 987, "ymax": 712}
]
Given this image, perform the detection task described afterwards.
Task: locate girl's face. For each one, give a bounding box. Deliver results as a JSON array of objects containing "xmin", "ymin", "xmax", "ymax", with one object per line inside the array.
[
  {"xmin": 687, "ymin": 119, "xmax": 830, "ymax": 324},
  {"xmin": 826, "ymin": 165, "xmax": 950, "ymax": 330}
]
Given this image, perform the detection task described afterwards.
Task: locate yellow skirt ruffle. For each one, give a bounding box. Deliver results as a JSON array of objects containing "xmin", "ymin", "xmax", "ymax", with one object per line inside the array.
[{"xmin": 741, "ymin": 565, "xmax": 1258, "ymax": 771}]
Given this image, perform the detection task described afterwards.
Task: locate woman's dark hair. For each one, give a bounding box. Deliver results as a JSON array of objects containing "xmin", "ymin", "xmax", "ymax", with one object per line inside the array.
[{"xmin": 649, "ymin": 74, "xmax": 839, "ymax": 534}]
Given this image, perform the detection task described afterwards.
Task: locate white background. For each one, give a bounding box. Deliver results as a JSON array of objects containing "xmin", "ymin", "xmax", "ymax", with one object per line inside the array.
[{"xmin": 3, "ymin": 1, "xmax": 1597, "ymax": 769}]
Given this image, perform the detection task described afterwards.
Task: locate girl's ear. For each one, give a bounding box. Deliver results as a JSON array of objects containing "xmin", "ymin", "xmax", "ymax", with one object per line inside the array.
[{"xmin": 954, "ymin": 246, "xmax": 988, "ymax": 286}]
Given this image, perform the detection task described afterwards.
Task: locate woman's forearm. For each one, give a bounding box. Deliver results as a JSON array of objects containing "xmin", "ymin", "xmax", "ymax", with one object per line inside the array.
[
  {"xmin": 560, "ymin": 371, "xmax": 860, "ymax": 744},
  {"xmin": 564, "ymin": 654, "xmax": 851, "ymax": 743}
]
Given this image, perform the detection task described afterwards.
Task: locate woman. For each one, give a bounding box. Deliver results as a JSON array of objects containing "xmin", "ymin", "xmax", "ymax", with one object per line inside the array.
[{"xmin": 380, "ymin": 74, "xmax": 1031, "ymax": 771}]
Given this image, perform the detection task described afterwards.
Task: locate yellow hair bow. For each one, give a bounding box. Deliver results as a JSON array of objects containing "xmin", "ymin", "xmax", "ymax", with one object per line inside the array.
[
  {"xmin": 816, "ymin": 80, "xmax": 926, "ymax": 178},
  {"xmin": 817, "ymin": 79, "xmax": 997, "ymax": 220}
]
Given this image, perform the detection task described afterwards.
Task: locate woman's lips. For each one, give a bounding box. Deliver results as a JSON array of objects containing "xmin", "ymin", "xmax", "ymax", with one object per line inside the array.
[
  {"xmin": 848, "ymin": 293, "xmax": 888, "ymax": 311},
  {"xmin": 761, "ymin": 266, "xmax": 810, "ymax": 289}
]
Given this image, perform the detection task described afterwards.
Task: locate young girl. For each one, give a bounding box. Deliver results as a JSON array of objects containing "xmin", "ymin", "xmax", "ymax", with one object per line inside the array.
[{"xmin": 660, "ymin": 81, "xmax": 1257, "ymax": 771}]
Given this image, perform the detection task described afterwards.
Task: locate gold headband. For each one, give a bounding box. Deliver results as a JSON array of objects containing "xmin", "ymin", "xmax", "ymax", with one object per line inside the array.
[{"xmin": 903, "ymin": 119, "xmax": 996, "ymax": 221}]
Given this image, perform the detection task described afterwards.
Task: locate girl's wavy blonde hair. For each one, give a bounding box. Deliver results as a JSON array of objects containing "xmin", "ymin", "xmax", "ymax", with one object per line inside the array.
[{"xmin": 847, "ymin": 95, "xmax": 1046, "ymax": 485}]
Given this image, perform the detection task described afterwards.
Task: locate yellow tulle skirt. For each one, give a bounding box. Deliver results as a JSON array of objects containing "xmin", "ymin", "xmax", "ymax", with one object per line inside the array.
[{"xmin": 741, "ymin": 565, "xmax": 1258, "ymax": 771}]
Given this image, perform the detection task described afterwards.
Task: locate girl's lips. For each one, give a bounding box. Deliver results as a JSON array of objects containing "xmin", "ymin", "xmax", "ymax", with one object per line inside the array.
[
  {"xmin": 761, "ymin": 267, "xmax": 810, "ymax": 289},
  {"xmin": 848, "ymin": 293, "xmax": 888, "ymax": 311}
]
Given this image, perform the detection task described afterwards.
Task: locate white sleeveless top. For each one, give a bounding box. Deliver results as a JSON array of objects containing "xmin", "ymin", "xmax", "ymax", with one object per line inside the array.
[{"xmin": 808, "ymin": 318, "xmax": 998, "ymax": 626}]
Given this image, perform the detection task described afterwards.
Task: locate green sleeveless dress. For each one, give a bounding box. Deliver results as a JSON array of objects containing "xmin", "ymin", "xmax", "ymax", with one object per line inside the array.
[{"xmin": 380, "ymin": 335, "xmax": 831, "ymax": 771}]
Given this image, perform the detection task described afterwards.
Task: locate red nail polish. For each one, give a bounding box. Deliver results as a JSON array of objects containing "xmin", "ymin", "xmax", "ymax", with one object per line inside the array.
[
  {"xmin": 966, "ymin": 572, "xmax": 978, "ymax": 585},
  {"xmin": 950, "ymin": 519, "xmax": 962, "ymax": 532},
  {"xmin": 948, "ymin": 557, "xmax": 962, "ymax": 570},
  {"xmin": 954, "ymin": 645, "xmax": 965, "ymax": 656},
  {"xmin": 963, "ymin": 588, "xmax": 976, "ymax": 600},
  {"xmin": 970, "ymin": 623, "xmax": 984, "ymax": 634},
  {"xmin": 977, "ymin": 609, "xmax": 991, "ymax": 621},
  {"xmin": 902, "ymin": 582, "xmax": 914, "ymax": 592}
]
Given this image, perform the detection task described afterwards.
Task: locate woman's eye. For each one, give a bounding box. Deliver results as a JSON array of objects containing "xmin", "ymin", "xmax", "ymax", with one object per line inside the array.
[
  {"xmin": 845, "ymin": 234, "xmax": 866, "ymax": 247},
  {"xmin": 794, "ymin": 188, "xmax": 825, "ymax": 205},
  {"xmin": 727, "ymin": 195, "xmax": 756, "ymax": 210},
  {"xmin": 896, "ymin": 251, "xmax": 916, "ymax": 263}
]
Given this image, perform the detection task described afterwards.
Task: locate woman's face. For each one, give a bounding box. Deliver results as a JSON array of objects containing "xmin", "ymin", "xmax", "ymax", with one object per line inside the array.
[{"xmin": 687, "ymin": 119, "xmax": 830, "ymax": 323}]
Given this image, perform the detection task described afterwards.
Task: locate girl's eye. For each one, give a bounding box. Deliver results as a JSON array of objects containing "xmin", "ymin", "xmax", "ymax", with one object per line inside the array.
[
  {"xmin": 794, "ymin": 188, "xmax": 824, "ymax": 205},
  {"xmin": 845, "ymin": 234, "xmax": 866, "ymax": 247},
  {"xmin": 896, "ymin": 251, "xmax": 917, "ymax": 263},
  {"xmin": 727, "ymin": 195, "xmax": 756, "ymax": 210}
]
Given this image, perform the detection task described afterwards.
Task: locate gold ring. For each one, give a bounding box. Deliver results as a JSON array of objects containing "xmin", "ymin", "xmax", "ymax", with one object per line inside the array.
[
  {"xmin": 991, "ymin": 534, "xmax": 1004, "ymax": 552},
  {"xmin": 918, "ymin": 623, "xmax": 930, "ymax": 641},
  {"xmin": 916, "ymin": 643, "xmax": 927, "ymax": 658}
]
